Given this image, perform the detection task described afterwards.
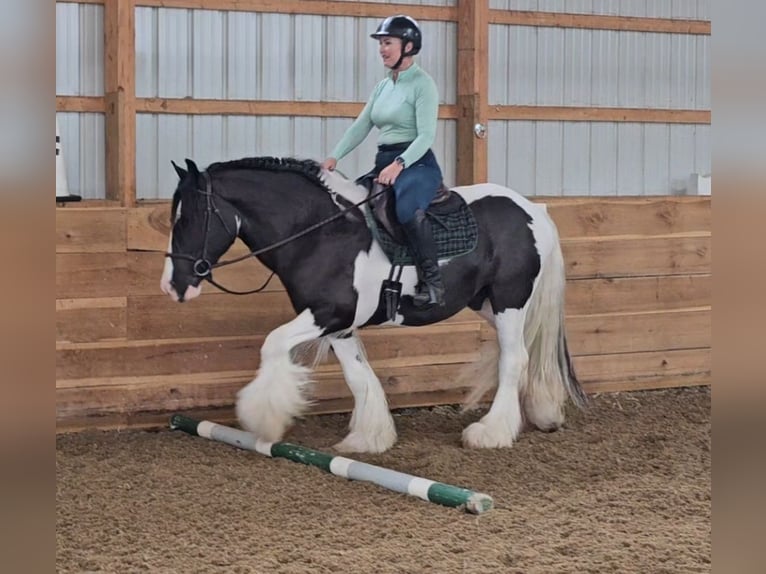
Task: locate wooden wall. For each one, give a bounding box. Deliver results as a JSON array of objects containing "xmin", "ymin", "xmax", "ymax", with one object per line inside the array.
[{"xmin": 56, "ymin": 196, "xmax": 711, "ymax": 432}]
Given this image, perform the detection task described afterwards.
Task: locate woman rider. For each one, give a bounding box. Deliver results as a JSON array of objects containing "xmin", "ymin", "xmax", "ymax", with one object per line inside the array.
[{"xmin": 321, "ymin": 15, "xmax": 446, "ymax": 307}]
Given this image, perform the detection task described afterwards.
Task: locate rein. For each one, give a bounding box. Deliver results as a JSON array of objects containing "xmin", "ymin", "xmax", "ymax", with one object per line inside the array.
[{"xmin": 166, "ymin": 170, "xmax": 386, "ymax": 295}]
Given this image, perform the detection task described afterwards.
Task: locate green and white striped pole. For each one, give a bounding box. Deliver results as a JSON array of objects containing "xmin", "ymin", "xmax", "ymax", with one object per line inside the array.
[{"xmin": 170, "ymin": 414, "xmax": 494, "ymax": 515}]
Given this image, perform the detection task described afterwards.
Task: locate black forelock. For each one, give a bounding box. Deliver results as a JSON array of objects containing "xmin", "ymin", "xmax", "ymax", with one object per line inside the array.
[
  {"xmin": 207, "ymin": 156, "xmax": 330, "ymax": 192},
  {"xmin": 170, "ymin": 172, "xmax": 206, "ymax": 225}
]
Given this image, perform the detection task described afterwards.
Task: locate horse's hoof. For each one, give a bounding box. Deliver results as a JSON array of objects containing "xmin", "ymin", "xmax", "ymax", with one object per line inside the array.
[
  {"xmin": 462, "ymin": 421, "xmax": 515, "ymax": 449},
  {"xmin": 333, "ymin": 431, "xmax": 396, "ymax": 454}
]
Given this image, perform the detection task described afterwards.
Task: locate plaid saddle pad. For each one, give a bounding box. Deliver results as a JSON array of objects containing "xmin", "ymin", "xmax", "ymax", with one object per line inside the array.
[{"xmin": 363, "ymin": 193, "xmax": 479, "ymax": 266}]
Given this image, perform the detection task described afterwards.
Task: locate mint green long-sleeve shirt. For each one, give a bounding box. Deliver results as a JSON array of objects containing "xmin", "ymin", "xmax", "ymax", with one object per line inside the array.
[{"xmin": 329, "ymin": 63, "xmax": 439, "ymax": 168}]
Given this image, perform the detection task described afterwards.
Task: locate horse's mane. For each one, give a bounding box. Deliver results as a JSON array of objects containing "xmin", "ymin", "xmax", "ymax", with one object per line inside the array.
[{"xmin": 207, "ymin": 156, "xmax": 330, "ymax": 193}]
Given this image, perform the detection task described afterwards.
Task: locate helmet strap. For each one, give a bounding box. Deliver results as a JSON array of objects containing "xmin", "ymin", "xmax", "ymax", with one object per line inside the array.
[{"xmin": 392, "ymin": 41, "xmax": 414, "ymax": 70}]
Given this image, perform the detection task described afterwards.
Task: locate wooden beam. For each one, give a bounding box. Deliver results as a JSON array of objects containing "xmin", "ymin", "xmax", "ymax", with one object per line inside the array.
[
  {"xmin": 56, "ymin": 95, "xmax": 105, "ymax": 113},
  {"xmin": 490, "ymin": 10, "xmax": 711, "ymax": 35},
  {"xmin": 456, "ymin": 0, "xmax": 489, "ymax": 185},
  {"xmin": 136, "ymin": 98, "xmax": 459, "ymax": 119},
  {"xmin": 104, "ymin": 0, "xmax": 136, "ymax": 205},
  {"xmin": 490, "ymin": 106, "xmax": 710, "ymax": 124},
  {"xmin": 136, "ymin": 0, "xmax": 456, "ymax": 21}
]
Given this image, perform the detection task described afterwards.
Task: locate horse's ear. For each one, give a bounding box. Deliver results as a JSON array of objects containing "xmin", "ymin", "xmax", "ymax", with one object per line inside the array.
[
  {"xmin": 171, "ymin": 160, "xmax": 187, "ymax": 180},
  {"xmin": 184, "ymin": 159, "xmax": 200, "ymax": 177}
]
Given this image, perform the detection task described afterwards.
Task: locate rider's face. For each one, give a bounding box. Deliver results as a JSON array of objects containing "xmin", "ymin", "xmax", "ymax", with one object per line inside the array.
[{"xmin": 378, "ymin": 37, "xmax": 404, "ymax": 68}]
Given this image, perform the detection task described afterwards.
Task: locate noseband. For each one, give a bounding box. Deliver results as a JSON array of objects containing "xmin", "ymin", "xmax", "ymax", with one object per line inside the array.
[{"xmin": 165, "ymin": 169, "xmax": 388, "ymax": 296}]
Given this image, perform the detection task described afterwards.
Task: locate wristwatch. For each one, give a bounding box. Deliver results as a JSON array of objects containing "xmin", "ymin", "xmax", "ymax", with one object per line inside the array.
[{"xmin": 394, "ymin": 156, "xmax": 405, "ymax": 167}]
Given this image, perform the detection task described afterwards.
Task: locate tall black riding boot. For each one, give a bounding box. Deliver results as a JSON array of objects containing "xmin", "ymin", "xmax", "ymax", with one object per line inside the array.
[{"xmin": 402, "ymin": 209, "xmax": 446, "ymax": 307}]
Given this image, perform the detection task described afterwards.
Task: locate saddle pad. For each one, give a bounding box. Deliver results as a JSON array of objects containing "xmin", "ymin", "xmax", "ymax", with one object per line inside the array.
[{"xmin": 364, "ymin": 194, "xmax": 479, "ymax": 266}]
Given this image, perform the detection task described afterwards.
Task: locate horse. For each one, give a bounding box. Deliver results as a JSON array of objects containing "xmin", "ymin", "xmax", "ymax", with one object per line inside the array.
[{"xmin": 161, "ymin": 156, "xmax": 587, "ymax": 453}]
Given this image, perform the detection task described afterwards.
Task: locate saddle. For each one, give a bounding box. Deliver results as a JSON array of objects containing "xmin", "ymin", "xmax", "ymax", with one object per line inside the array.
[{"xmin": 355, "ymin": 173, "xmax": 479, "ymax": 266}]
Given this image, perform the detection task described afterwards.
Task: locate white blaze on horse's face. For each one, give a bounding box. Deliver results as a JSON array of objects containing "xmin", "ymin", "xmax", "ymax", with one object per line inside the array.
[{"xmin": 160, "ymin": 199, "xmax": 202, "ymax": 302}]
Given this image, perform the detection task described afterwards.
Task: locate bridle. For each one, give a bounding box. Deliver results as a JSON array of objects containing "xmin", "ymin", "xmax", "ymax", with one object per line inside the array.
[{"xmin": 165, "ymin": 170, "xmax": 386, "ymax": 295}]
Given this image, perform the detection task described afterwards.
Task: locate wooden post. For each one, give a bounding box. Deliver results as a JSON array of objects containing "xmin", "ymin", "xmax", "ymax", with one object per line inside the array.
[
  {"xmin": 104, "ymin": 0, "xmax": 136, "ymax": 205},
  {"xmin": 456, "ymin": 0, "xmax": 489, "ymax": 185}
]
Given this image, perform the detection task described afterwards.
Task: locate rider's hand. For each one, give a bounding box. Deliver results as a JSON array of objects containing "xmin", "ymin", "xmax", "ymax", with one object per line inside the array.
[
  {"xmin": 377, "ymin": 161, "xmax": 404, "ymax": 186},
  {"xmin": 321, "ymin": 158, "xmax": 337, "ymax": 171}
]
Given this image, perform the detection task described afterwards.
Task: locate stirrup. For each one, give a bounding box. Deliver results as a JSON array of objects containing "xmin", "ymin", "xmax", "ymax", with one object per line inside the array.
[{"xmin": 412, "ymin": 284, "xmax": 445, "ymax": 307}]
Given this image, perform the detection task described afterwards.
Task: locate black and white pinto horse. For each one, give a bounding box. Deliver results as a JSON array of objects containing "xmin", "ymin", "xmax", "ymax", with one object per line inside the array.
[{"xmin": 161, "ymin": 157, "xmax": 586, "ymax": 453}]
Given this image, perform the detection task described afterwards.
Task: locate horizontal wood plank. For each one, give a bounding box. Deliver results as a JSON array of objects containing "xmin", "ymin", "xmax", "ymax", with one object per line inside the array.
[
  {"xmin": 544, "ymin": 197, "xmax": 710, "ymax": 238},
  {"xmin": 56, "ymin": 323, "xmax": 482, "ymax": 380},
  {"xmin": 489, "ymin": 10, "xmax": 710, "ymax": 35},
  {"xmin": 127, "ymin": 292, "xmax": 295, "ymax": 339},
  {"xmin": 56, "ymin": 253, "xmax": 129, "ymax": 299},
  {"xmin": 565, "ymin": 274, "xmax": 711, "ymax": 315},
  {"xmin": 127, "ymin": 250, "xmax": 283, "ymax": 296},
  {"xmin": 567, "ymin": 307, "xmax": 710, "ymax": 356},
  {"xmin": 56, "ymin": 208, "xmax": 126, "ymax": 253},
  {"xmin": 490, "ymin": 106, "xmax": 709, "ymax": 124},
  {"xmin": 56, "ymin": 298, "xmax": 127, "ymax": 343},
  {"xmin": 562, "ymin": 234, "xmax": 710, "ymax": 279},
  {"xmin": 129, "ymin": 198, "xmax": 710, "ymax": 252}
]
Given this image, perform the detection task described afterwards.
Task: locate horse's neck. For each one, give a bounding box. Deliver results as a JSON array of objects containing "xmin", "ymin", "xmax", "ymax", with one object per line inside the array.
[{"xmin": 225, "ymin": 172, "xmax": 337, "ymax": 268}]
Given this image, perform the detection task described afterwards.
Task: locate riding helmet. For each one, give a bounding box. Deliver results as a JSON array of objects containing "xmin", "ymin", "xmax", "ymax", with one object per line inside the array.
[{"xmin": 370, "ymin": 15, "xmax": 422, "ymax": 56}]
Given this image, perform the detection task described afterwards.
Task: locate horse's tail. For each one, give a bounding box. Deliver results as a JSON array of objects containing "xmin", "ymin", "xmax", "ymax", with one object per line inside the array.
[{"xmin": 523, "ymin": 214, "xmax": 588, "ymax": 410}]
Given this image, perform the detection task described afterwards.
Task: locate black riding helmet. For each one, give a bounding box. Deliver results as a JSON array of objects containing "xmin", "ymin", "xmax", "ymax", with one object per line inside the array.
[{"xmin": 370, "ymin": 15, "xmax": 422, "ymax": 69}]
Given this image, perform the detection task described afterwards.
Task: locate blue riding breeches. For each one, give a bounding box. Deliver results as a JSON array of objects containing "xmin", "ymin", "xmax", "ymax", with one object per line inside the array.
[{"xmin": 373, "ymin": 143, "xmax": 443, "ymax": 225}]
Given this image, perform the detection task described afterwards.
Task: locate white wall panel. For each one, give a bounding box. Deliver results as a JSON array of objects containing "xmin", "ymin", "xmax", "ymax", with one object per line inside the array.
[
  {"xmin": 589, "ymin": 30, "xmax": 620, "ymax": 107},
  {"xmin": 670, "ymin": 33, "xmax": 696, "ymax": 108},
  {"xmin": 192, "ymin": 11, "xmax": 225, "ymax": 99},
  {"xmin": 536, "ymin": 28, "xmax": 564, "ymax": 105},
  {"xmin": 616, "ymin": 123, "xmax": 644, "ymax": 195},
  {"xmin": 643, "ymin": 124, "xmax": 670, "ymax": 194},
  {"xmin": 535, "ymin": 122, "xmax": 564, "ymax": 194},
  {"xmin": 589, "ymin": 123, "xmax": 618, "ymax": 195},
  {"xmin": 56, "ymin": 3, "xmax": 104, "ymax": 96},
  {"xmin": 644, "ymin": 33, "xmax": 672, "ymax": 107},
  {"xmin": 295, "ymin": 15, "xmax": 325, "ymax": 101},
  {"xmin": 486, "ymin": 119, "xmax": 708, "ymax": 196},
  {"xmin": 157, "ymin": 9, "xmax": 191, "ymax": 98},
  {"xmin": 492, "ymin": 0, "xmax": 710, "ymax": 17},
  {"xmin": 135, "ymin": 8, "xmax": 158, "ymax": 96},
  {"xmin": 57, "ymin": 112, "xmax": 105, "ymax": 200},
  {"xmin": 564, "ymin": 28, "xmax": 592, "ymax": 105},
  {"xmin": 562, "ymin": 123, "xmax": 590, "ymax": 195},
  {"xmin": 669, "ymin": 124, "xmax": 696, "ymax": 193},
  {"xmin": 226, "ymin": 12, "xmax": 259, "ymax": 99},
  {"xmin": 137, "ymin": 115, "xmax": 456, "ymax": 198},
  {"xmin": 695, "ymin": 36, "xmax": 710, "ymax": 109},
  {"xmin": 618, "ymin": 32, "xmax": 644, "ymax": 107},
  {"xmin": 260, "ymin": 14, "xmax": 294, "ymax": 100}
]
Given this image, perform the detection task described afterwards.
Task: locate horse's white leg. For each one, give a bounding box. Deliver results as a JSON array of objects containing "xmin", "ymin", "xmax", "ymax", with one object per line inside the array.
[
  {"xmin": 330, "ymin": 333, "xmax": 397, "ymax": 454},
  {"xmin": 236, "ymin": 309, "xmax": 323, "ymax": 442},
  {"xmin": 463, "ymin": 308, "xmax": 527, "ymax": 448}
]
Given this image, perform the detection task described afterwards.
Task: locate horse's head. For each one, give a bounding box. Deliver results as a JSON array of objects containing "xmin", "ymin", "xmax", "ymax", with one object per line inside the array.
[{"xmin": 160, "ymin": 159, "xmax": 240, "ymax": 302}]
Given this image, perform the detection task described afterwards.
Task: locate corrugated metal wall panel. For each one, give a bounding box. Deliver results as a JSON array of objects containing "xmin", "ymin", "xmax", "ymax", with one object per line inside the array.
[
  {"xmin": 491, "ymin": 0, "xmax": 710, "ymax": 17},
  {"xmin": 157, "ymin": 9, "xmax": 191, "ymax": 98},
  {"xmin": 487, "ymin": 120, "xmax": 710, "ymax": 196},
  {"xmin": 616, "ymin": 124, "xmax": 643, "ymax": 196},
  {"xmin": 192, "ymin": 11, "xmax": 226, "ymax": 99},
  {"xmin": 589, "ymin": 123, "xmax": 618, "ymax": 195},
  {"xmin": 227, "ymin": 12, "xmax": 259, "ymax": 100},
  {"xmin": 133, "ymin": 9, "xmax": 457, "ymax": 198},
  {"xmin": 136, "ymin": 115, "xmax": 457, "ymax": 199},
  {"xmin": 591, "ymin": 30, "xmax": 620, "ymax": 107},
  {"xmin": 56, "ymin": 3, "xmax": 104, "ymax": 96},
  {"xmin": 59, "ymin": 2, "xmax": 709, "ymax": 199},
  {"xmin": 56, "ymin": 4, "xmax": 105, "ymax": 198},
  {"xmin": 57, "ymin": 112, "xmax": 106, "ymax": 200},
  {"xmin": 562, "ymin": 122, "xmax": 590, "ymax": 195}
]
